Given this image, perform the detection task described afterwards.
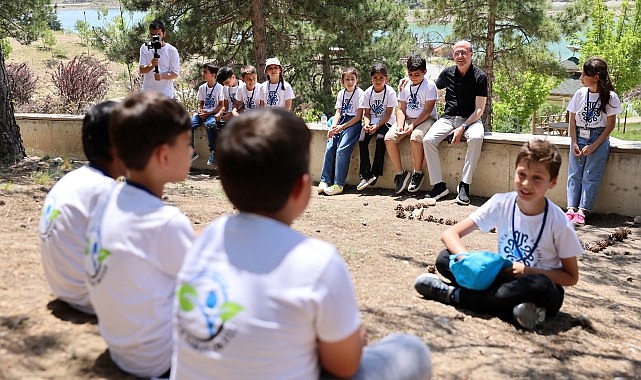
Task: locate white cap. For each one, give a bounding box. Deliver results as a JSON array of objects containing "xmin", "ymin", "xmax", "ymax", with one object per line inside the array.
[{"xmin": 264, "ymin": 57, "xmax": 282, "ymax": 72}]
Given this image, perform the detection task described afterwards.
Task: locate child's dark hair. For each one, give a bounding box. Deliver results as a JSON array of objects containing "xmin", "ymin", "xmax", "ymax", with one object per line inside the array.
[
  {"xmin": 109, "ymin": 92, "xmax": 191, "ymax": 171},
  {"xmin": 82, "ymin": 100, "xmax": 118, "ymax": 163},
  {"xmin": 216, "ymin": 66, "xmax": 235, "ymax": 85},
  {"xmin": 148, "ymin": 20, "xmax": 165, "ymax": 32},
  {"xmin": 407, "ymin": 55, "xmax": 427, "ymax": 72},
  {"xmin": 370, "ymin": 63, "xmax": 388, "ymax": 77},
  {"xmin": 583, "ymin": 57, "xmax": 615, "ymax": 114},
  {"xmin": 516, "ymin": 139, "xmax": 562, "ymax": 179},
  {"xmin": 216, "ymin": 109, "xmax": 310, "ymax": 213},
  {"xmin": 341, "ymin": 67, "xmax": 359, "ymax": 81},
  {"xmin": 241, "ymin": 65, "xmax": 257, "ymax": 78},
  {"xmin": 202, "ymin": 62, "xmax": 219, "ymax": 75}
]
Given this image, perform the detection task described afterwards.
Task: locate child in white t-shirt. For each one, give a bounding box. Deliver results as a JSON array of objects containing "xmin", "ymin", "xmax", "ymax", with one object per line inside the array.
[
  {"xmin": 317, "ymin": 67, "xmax": 365, "ymax": 196},
  {"xmin": 236, "ymin": 65, "xmax": 260, "ymax": 112},
  {"xmin": 259, "ymin": 57, "xmax": 295, "ymax": 111},
  {"xmin": 171, "ymin": 109, "xmax": 431, "ymax": 380},
  {"xmin": 85, "ymin": 92, "xmax": 195, "ymax": 378},
  {"xmin": 191, "ymin": 62, "xmax": 224, "ymax": 165},
  {"xmin": 385, "ymin": 55, "xmax": 438, "ymax": 195},
  {"xmin": 357, "ymin": 63, "xmax": 397, "ymax": 191},
  {"xmin": 415, "ymin": 139, "xmax": 583, "ymax": 331},
  {"xmin": 40, "ymin": 101, "xmax": 126, "ymax": 315}
]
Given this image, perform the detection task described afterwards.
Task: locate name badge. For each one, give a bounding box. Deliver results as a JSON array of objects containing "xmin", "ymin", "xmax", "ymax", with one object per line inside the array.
[{"xmin": 579, "ymin": 128, "xmax": 590, "ymax": 139}]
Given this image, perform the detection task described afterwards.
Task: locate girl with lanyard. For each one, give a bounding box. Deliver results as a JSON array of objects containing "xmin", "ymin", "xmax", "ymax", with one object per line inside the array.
[
  {"xmin": 566, "ymin": 57, "xmax": 622, "ymax": 226},
  {"xmin": 414, "ymin": 140, "xmax": 583, "ymax": 331},
  {"xmin": 259, "ymin": 57, "xmax": 295, "ymax": 111},
  {"xmin": 317, "ymin": 67, "xmax": 365, "ymax": 196},
  {"xmin": 356, "ymin": 63, "xmax": 397, "ymax": 191}
]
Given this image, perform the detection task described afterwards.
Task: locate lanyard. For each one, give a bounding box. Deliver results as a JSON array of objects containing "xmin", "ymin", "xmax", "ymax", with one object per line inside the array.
[
  {"xmin": 511, "ymin": 197, "xmax": 548, "ymax": 265},
  {"xmin": 205, "ymin": 83, "xmax": 216, "ymax": 101},
  {"xmin": 409, "ymin": 79, "xmax": 423, "ymax": 100},
  {"xmin": 268, "ymin": 81, "xmax": 280, "ymax": 94},
  {"xmin": 584, "ymin": 90, "xmax": 599, "ymax": 124},
  {"xmin": 246, "ymin": 88, "xmax": 255, "ymax": 109},
  {"xmin": 341, "ymin": 89, "xmax": 356, "ymax": 115},
  {"xmin": 368, "ymin": 85, "xmax": 387, "ymax": 117}
]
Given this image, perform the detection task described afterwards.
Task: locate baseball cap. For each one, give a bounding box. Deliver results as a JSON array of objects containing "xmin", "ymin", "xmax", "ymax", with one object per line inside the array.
[{"xmin": 265, "ymin": 57, "xmax": 282, "ymax": 72}]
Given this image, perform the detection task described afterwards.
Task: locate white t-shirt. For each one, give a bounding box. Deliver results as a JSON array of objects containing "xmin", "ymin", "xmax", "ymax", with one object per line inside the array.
[
  {"xmin": 398, "ymin": 78, "xmax": 438, "ymax": 119},
  {"xmin": 567, "ymin": 87, "xmax": 622, "ymax": 128},
  {"xmin": 223, "ymin": 83, "xmax": 240, "ymax": 112},
  {"xmin": 334, "ymin": 87, "xmax": 365, "ymax": 117},
  {"xmin": 139, "ymin": 42, "xmax": 180, "ymax": 98},
  {"xmin": 197, "ymin": 82, "xmax": 224, "ymax": 113},
  {"xmin": 171, "ymin": 213, "xmax": 361, "ymax": 380},
  {"xmin": 39, "ymin": 165, "xmax": 116, "ymax": 314},
  {"xmin": 236, "ymin": 82, "xmax": 260, "ymax": 112},
  {"xmin": 258, "ymin": 80, "xmax": 295, "ymax": 108},
  {"xmin": 360, "ymin": 84, "xmax": 397, "ymax": 126},
  {"xmin": 470, "ymin": 192, "xmax": 583, "ymax": 270},
  {"xmin": 85, "ymin": 182, "xmax": 194, "ymax": 378}
]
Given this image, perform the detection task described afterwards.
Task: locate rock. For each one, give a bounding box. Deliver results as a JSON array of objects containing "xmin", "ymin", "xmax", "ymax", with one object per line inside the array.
[
  {"xmin": 363, "ymin": 202, "xmax": 368, "ymax": 206},
  {"xmin": 411, "ymin": 207, "xmax": 424, "ymax": 219},
  {"xmin": 425, "ymin": 198, "xmax": 436, "ymax": 206},
  {"xmin": 634, "ymin": 216, "xmax": 641, "ymax": 224}
]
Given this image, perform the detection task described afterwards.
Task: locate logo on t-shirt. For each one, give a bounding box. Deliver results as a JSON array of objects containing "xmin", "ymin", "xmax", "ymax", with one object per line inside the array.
[
  {"xmin": 84, "ymin": 226, "xmax": 110, "ymax": 285},
  {"xmin": 40, "ymin": 199, "xmax": 61, "ymax": 238},
  {"xmin": 407, "ymin": 92, "xmax": 421, "ymax": 111},
  {"xmin": 176, "ymin": 272, "xmax": 243, "ymax": 352},
  {"xmin": 501, "ymin": 231, "xmax": 540, "ymax": 266}
]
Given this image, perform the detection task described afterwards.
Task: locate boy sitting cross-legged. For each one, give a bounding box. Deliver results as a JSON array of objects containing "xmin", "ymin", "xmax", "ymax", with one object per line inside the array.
[
  {"xmin": 84, "ymin": 92, "xmax": 196, "ymax": 378},
  {"xmin": 414, "ymin": 139, "xmax": 583, "ymax": 331},
  {"xmin": 171, "ymin": 109, "xmax": 432, "ymax": 380}
]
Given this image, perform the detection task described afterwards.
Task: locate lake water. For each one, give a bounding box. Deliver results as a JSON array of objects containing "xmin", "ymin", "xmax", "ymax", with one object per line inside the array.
[
  {"xmin": 57, "ymin": 9, "xmax": 574, "ymax": 60},
  {"xmin": 57, "ymin": 8, "xmax": 146, "ymax": 32}
]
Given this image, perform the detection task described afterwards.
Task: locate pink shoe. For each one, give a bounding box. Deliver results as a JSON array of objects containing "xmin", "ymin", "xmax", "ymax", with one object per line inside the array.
[
  {"xmin": 565, "ymin": 210, "xmax": 575, "ymax": 221},
  {"xmin": 571, "ymin": 212, "xmax": 585, "ymax": 226}
]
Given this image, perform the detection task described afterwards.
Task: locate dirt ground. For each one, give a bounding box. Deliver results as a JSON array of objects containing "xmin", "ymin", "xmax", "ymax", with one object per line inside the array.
[{"xmin": 0, "ymin": 157, "xmax": 640, "ymax": 380}]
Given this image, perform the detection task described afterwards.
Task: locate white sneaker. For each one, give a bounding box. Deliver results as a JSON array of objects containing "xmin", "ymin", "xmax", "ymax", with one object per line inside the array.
[
  {"xmin": 317, "ymin": 181, "xmax": 329, "ymax": 194},
  {"xmin": 512, "ymin": 302, "xmax": 546, "ymax": 330},
  {"xmin": 323, "ymin": 184, "xmax": 343, "ymax": 196}
]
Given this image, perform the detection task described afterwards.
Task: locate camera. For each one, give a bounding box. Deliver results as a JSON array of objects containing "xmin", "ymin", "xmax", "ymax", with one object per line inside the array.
[
  {"xmin": 145, "ymin": 35, "xmax": 162, "ymax": 73},
  {"xmin": 146, "ymin": 35, "xmax": 162, "ymax": 51}
]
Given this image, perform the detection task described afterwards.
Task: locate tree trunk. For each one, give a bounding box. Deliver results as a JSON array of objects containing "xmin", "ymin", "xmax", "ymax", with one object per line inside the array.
[
  {"xmin": 0, "ymin": 48, "xmax": 26, "ymax": 161},
  {"xmin": 482, "ymin": 0, "xmax": 496, "ymax": 132},
  {"xmin": 250, "ymin": 0, "xmax": 267, "ymax": 82}
]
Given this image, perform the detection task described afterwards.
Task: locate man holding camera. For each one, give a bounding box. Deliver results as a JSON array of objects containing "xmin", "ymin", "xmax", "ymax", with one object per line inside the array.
[{"xmin": 139, "ymin": 20, "xmax": 180, "ymax": 99}]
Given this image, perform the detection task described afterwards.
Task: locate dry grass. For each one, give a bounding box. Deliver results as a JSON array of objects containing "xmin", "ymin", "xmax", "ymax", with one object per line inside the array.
[{"xmin": 7, "ymin": 32, "xmax": 132, "ymax": 102}]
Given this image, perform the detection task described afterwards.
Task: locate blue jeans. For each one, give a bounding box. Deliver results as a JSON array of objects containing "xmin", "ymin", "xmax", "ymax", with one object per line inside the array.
[
  {"xmin": 320, "ymin": 334, "xmax": 431, "ymax": 380},
  {"xmin": 191, "ymin": 114, "xmax": 218, "ymax": 152},
  {"xmin": 567, "ymin": 127, "xmax": 610, "ymax": 212},
  {"xmin": 320, "ymin": 116, "xmax": 361, "ymax": 187}
]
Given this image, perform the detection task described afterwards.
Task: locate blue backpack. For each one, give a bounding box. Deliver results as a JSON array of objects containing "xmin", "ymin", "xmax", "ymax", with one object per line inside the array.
[{"xmin": 449, "ymin": 251, "xmax": 513, "ymax": 291}]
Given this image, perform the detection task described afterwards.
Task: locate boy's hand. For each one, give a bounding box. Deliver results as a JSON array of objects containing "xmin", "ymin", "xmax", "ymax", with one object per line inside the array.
[
  {"xmin": 197, "ymin": 109, "xmax": 208, "ymax": 118},
  {"xmin": 151, "ymin": 57, "xmax": 159, "ymax": 67},
  {"xmin": 221, "ymin": 111, "xmax": 233, "ymax": 121},
  {"xmin": 503, "ymin": 262, "xmax": 526, "ymax": 278},
  {"xmin": 369, "ymin": 124, "xmax": 379, "ymax": 134},
  {"xmin": 154, "ymin": 72, "xmax": 161, "ymax": 81}
]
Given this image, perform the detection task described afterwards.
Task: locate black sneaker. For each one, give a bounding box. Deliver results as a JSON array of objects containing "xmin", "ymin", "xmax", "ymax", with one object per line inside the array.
[
  {"xmin": 425, "ymin": 182, "xmax": 449, "ymax": 200},
  {"xmin": 512, "ymin": 302, "xmax": 546, "ymax": 330},
  {"xmin": 407, "ymin": 172, "xmax": 424, "ymax": 193},
  {"xmin": 414, "ymin": 273, "xmax": 454, "ymax": 304},
  {"xmin": 394, "ymin": 171, "xmax": 410, "ymax": 195},
  {"xmin": 456, "ymin": 182, "xmax": 470, "ymax": 205},
  {"xmin": 191, "ymin": 152, "xmax": 199, "ymax": 162}
]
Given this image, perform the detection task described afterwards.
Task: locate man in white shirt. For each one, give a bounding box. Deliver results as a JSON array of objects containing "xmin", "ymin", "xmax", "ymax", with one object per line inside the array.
[{"xmin": 138, "ymin": 20, "xmax": 180, "ymax": 98}]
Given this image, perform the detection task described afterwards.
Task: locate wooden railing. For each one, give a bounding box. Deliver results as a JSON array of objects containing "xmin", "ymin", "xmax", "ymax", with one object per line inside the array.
[{"xmin": 531, "ymin": 111, "xmax": 569, "ymax": 135}]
